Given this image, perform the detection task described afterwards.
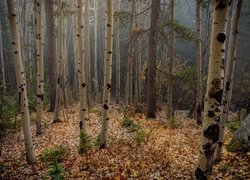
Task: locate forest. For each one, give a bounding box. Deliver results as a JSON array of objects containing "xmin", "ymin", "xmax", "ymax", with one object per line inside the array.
[{"xmin": 0, "ymin": 0, "xmax": 249, "ymax": 179}]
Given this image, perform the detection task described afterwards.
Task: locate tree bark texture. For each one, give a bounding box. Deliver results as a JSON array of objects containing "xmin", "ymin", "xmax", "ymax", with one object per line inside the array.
[
  {"xmin": 100, "ymin": 0, "xmax": 113, "ymax": 149},
  {"xmin": 35, "ymin": 0, "xmax": 44, "ymax": 135},
  {"xmin": 45, "ymin": 0, "xmax": 56, "ymax": 112},
  {"xmin": 195, "ymin": 1, "xmax": 230, "ymax": 179},
  {"xmin": 77, "ymin": 0, "xmax": 87, "ymax": 133},
  {"xmin": 146, "ymin": 0, "xmax": 160, "ymax": 118},
  {"xmin": 214, "ymin": 0, "xmax": 243, "ymax": 162},
  {"xmin": 195, "ymin": 0, "xmax": 202, "ymax": 125},
  {"xmin": 6, "ymin": 0, "xmax": 35, "ymax": 164},
  {"xmin": 115, "ymin": 0, "xmax": 120, "ymax": 104},
  {"xmin": 167, "ymin": 0, "xmax": 175, "ymax": 118}
]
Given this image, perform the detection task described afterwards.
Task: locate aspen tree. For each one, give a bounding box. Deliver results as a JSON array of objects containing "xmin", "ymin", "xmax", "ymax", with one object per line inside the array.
[
  {"xmin": 0, "ymin": 19, "xmax": 6, "ymax": 94},
  {"xmin": 85, "ymin": 0, "xmax": 91, "ymax": 106},
  {"xmin": 195, "ymin": 0, "xmax": 202, "ymax": 125},
  {"xmin": 6, "ymin": 0, "xmax": 35, "ymax": 164},
  {"xmin": 100, "ymin": 0, "xmax": 113, "ymax": 149},
  {"xmin": 214, "ymin": 0, "xmax": 243, "ymax": 162},
  {"xmin": 125, "ymin": 0, "xmax": 135, "ymax": 106},
  {"xmin": 195, "ymin": 1, "xmax": 230, "ymax": 179},
  {"xmin": 94, "ymin": 0, "xmax": 99, "ymax": 103},
  {"xmin": 115, "ymin": 0, "xmax": 121, "ymax": 104},
  {"xmin": 35, "ymin": 0, "xmax": 44, "ymax": 134},
  {"xmin": 53, "ymin": 0, "xmax": 63, "ymax": 122},
  {"xmin": 76, "ymin": 0, "xmax": 87, "ymax": 135}
]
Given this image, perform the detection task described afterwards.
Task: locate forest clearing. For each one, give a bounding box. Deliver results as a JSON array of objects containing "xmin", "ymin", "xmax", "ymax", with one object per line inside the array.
[
  {"xmin": 1, "ymin": 104, "xmax": 249, "ymax": 179},
  {"xmin": 0, "ymin": 0, "xmax": 250, "ymax": 179}
]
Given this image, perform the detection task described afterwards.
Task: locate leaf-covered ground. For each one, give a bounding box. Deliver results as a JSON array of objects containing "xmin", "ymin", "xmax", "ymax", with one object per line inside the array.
[{"xmin": 1, "ymin": 104, "xmax": 249, "ymax": 179}]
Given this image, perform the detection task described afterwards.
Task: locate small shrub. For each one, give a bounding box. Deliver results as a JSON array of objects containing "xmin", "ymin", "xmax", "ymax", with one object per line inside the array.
[
  {"xmin": 134, "ymin": 130, "xmax": 148, "ymax": 144},
  {"xmin": 39, "ymin": 145, "xmax": 68, "ymax": 180},
  {"xmin": 226, "ymin": 121, "xmax": 241, "ymax": 132},
  {"xmin": 47, "ymin": 163, "xmax": 68, "ymax": 179},
  {"xmin": 79, "ymin": 131, "xmax": 93, "ymax": 154},
  {"xmin": 117, "ymin": 138, "xmax": 126, "ymax": 145},
  {"xmin": 227, "ymin": 139, "xmax": 248, "ymax": 153},
  {"xmin": 121, "ymin": 117, "xmax": 140, "ymax": 132},
  {"xmin": 94, "ymin": 134, "xmax": 101, "ymax": 146},
  {"xmin": 121, "ymin": 116, "xmax": 134, "ymax": 127},
  {"xmin": 39, "ymin": 145, "xmax": 68, "ymax": 163},
  {"xmin": 168, "ymin": 118, "xmax": 182, "ymax": 129},
  {"xmin": 219, "ymin": 164, "xmax": 229, "ymax": 174}
]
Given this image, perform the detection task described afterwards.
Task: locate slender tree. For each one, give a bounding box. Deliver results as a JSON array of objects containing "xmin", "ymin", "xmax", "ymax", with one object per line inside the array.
[
  {"xmin": 195, "ymin": 1, "xmax": 230, "ymax": 179},
  {"xmin": 45, "ymin": 0, "xmax": 56, "ymax": 112},
  {"xmin": 35, "ymin": 0, "xmax": 44, "ymax": 134},
  {"xmin": 53, "ymin": 0, "xmax": 63, "ymax": 122},
  {"xmin": 214, "ymin": 0, "xmax": 243, "ymax": 162},
  {"xmin": 115, "ymin": 0, "xmax": 121, "ymax": 104},
  {"xmin": 146, "ymin": 0, "xmax": 161, "ymax": 118},
  {"xmin": 94, "ymin": 0, "xmax": 99, "ymax": 103},
  {"xmin": 99, "ymin": 0, "xmax": 113, "ymax": 148},
  {"xmin": 77, "ymin": 0, "xmax": 87, "ymax": 134},
  {"xmin": 0, "ymin": 19, "xmax": 6, "ymax": 94},
  {"xmin": 195, "ymin": 0, "xmax": 202, "ymax": 125},
  {"xmin": 85, "ymin": 0, "xmax": 91, "ymax": 107},
  {"xmin": 6, "ymin": 0, "xmax": 35, "ymax": 164},
  {"xmin": 167, "ymin": 0, "xmax": 175, "ymax": 118},
  {"xmin": 125, "ymin": 0, "xmax": 135, "ymax": 106}
]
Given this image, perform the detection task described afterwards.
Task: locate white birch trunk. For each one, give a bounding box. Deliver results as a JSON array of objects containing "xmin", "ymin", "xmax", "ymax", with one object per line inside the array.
[
  {"xmin": 100, "ymin": 0, "xmax": 113, "ymax": 148},
  {"xmin": 214, "ymin": 0, "xmax": 243, "ymax": 162},
  {"xmin": 35, "ymin": 0, "xmax": 44, "ymax": 134},
  {"xmin": 53, "ymin": 0, "xmax": 63, "ymax": 122},
  {"xmin": 6, "ymin": 0, "xmax": 35, "ymax": 164},
  {"xmin": 195, "ymin": 1, "xmax": 230, "ymax": 178},
  {"xmin": 77, "ymin": 0, "xmax": 87, "ymax": 133}
]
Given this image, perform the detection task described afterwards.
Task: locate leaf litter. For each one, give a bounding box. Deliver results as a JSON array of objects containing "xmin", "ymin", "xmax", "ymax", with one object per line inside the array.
[{"xmin": 0, "ymin": 104, "xmax": 249, "ymax": 179}]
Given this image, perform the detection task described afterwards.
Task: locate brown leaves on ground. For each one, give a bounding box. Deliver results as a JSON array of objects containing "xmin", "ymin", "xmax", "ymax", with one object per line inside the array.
[{"xmin": 0, "ymin": 104, "xmax": 249, "ymax": 179}]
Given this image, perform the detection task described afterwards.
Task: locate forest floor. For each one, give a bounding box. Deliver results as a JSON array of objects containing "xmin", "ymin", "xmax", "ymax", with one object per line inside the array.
[{"xmin": 0, "ymin": 104, "xmax": 249, "ymax": 179}]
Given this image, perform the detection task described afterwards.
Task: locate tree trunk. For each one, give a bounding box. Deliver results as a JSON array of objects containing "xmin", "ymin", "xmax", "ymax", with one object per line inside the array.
[
  {"xmin": 99, "ymin": 0, "xmax": 113, "ymax": 149},
  {"xmin": 85, "ymin": 0, "xmax": 91, "ymax": 108},
  {"xmin": 94, "ymin": 0, "xmax": 99, "ymax": 104},
  {"xmin": 214, "ymin": 0, "xmax": 243, "ymax": 162},
  {"xmin": 6, "ymin": 0, "xmax": 35, "ymax": 164},
  {"xmin": 146, "ymin": 0, "xmax": 160, "ymax": 119},
  {"xmin": 195, "ymin": 1, "xmax": 230, "ymax": 179},
  {"xmin": 195, "ymin": 0, "xmax": 202, "ymax": 125},
  {"xmin": 125, "ymin": 0, "xmax": 135, "ymax": 106},
  {"xmin": 45, "ymin": 0, "xmax": 56, "ymax": 112},
  {"xmin": 115, "ymin": 0, "xmax": 120, "ymax": 104},
  {"xmin": 77, "ymin": 0, "xmax": 88, "ymax": 152},
  {"xmin": 167, "ymin": 0, "xmax": 175, "ymax": 119},
  {"xmin": 53, "ymin": 0, "xmax": 63, "ymax": 122},
  {"xmin": 35, "ymin": 0, "xmax": 44, "ymax": 135},
  {"xmin": 62, "ymin": 11, "xmax": 68, "ymax": 109},
  {"xmin": 0, "ymin": 18, "xmax": 6, "ymax": 94}
]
